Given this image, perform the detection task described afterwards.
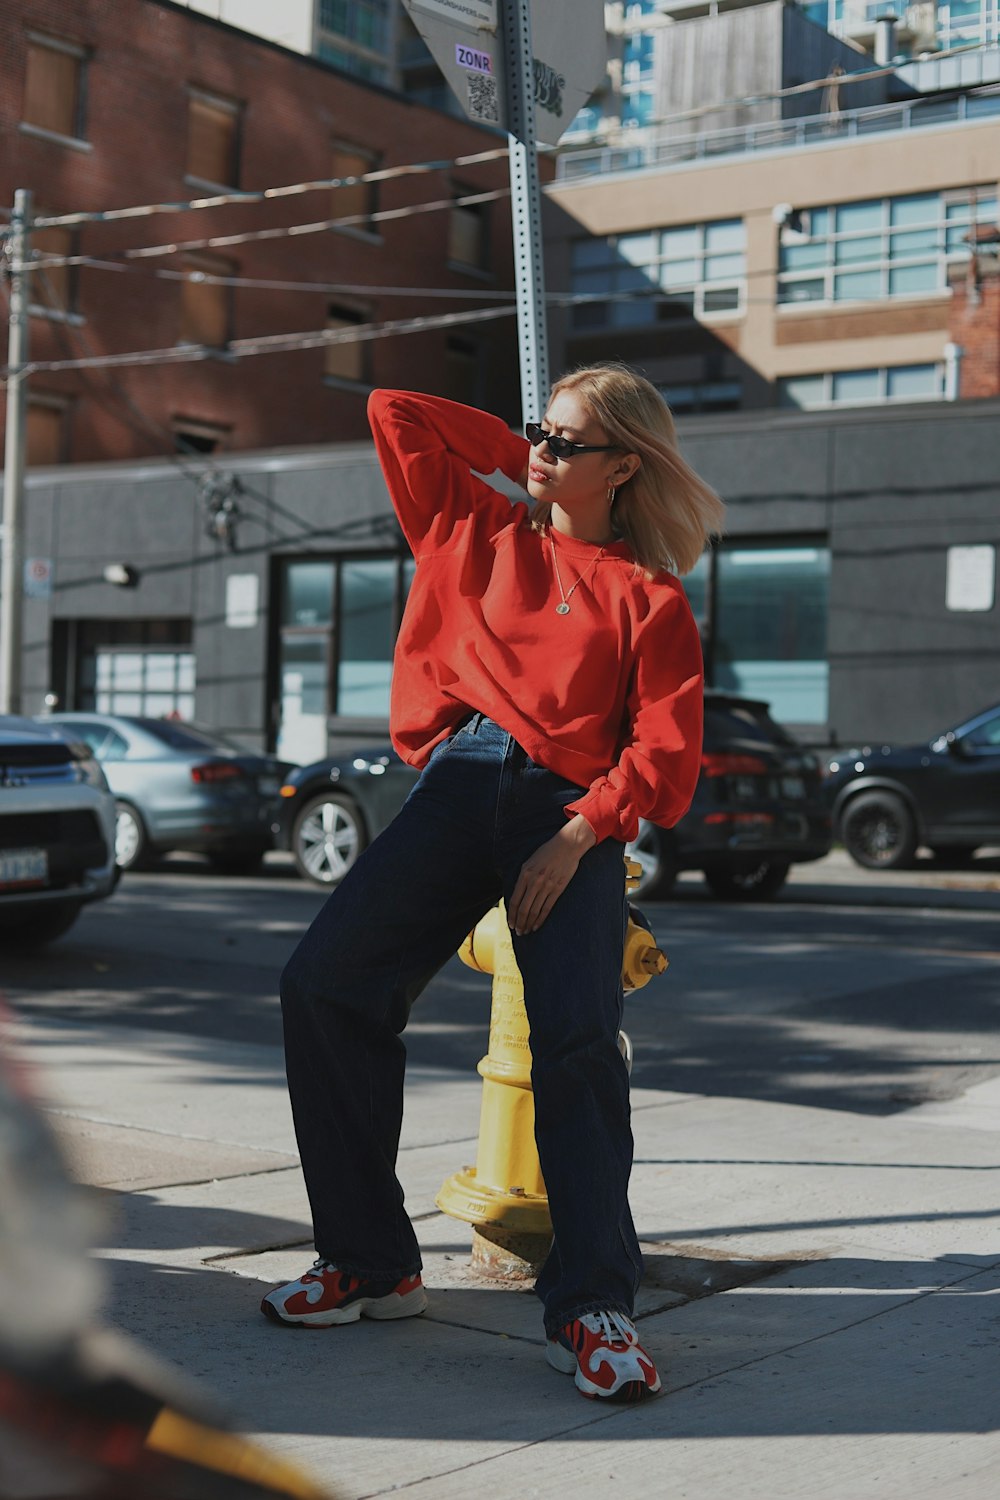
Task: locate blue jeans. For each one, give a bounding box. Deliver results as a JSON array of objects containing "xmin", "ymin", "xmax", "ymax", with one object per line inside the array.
[{"xmin": 279, "ymin": 713, "xmax": 643, "ymax": 1335}]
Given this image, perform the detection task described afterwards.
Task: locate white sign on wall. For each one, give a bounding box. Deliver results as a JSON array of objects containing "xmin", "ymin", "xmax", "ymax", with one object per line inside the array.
[
  {"xmin": 225, "ymin": 573, "xmax": 259, "ymax": 628},
  {"xmin": 946, "ymin": 545, "xmax": 996, "ymax": 612}
]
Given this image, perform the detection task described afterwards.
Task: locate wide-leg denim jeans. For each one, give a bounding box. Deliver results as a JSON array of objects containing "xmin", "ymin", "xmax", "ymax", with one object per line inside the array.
[{"xmin": 279, "ymin": 713, "xmax": 643, "ymax": 1335}]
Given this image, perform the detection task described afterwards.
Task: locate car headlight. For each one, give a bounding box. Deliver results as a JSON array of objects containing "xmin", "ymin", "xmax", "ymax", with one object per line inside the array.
[{"xmin": 68, "ymin": 742, "xmax": 110, "ymax": 792}]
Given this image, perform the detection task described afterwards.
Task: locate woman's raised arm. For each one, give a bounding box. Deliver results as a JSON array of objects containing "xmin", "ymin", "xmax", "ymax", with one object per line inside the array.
[{"xmin": 368, "ymin": 389, "xmax": 529, "ymax": 558}]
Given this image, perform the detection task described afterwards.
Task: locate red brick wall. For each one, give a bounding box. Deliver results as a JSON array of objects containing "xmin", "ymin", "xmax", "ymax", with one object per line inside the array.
[
  {"xmin": 1, "ymin": 0, "xmax": 526, "ymax": 462},
  {"xmin": 949, "ymin": 262, "xmax": 1000, "ymax": 400}
]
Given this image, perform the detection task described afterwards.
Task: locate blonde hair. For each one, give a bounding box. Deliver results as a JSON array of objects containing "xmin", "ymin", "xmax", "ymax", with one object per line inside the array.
[{"xmin": 530, "ymin": 362, "xmax": 725, "ymax": 576}]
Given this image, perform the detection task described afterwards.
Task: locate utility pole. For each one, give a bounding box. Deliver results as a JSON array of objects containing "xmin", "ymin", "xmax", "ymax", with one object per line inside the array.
[
  {"xmin": 502, "ymin": 0, "xmax": 549, "ymax": 429},
  {"xmin": 1, "ymin": 188, "xmax": 32, "ymax": 716}
]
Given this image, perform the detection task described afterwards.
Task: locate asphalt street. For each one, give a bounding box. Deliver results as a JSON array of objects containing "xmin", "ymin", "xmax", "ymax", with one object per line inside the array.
[{"xmin": 5, "ymin": 849, "xmax": 1000, "ymax": 1119}]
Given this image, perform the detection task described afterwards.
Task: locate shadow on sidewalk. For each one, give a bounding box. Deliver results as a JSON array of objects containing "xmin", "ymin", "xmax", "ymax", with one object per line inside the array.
[{"xmin": 95, "ymin": 1247, "xmax": 1000, "ymax": 1446}]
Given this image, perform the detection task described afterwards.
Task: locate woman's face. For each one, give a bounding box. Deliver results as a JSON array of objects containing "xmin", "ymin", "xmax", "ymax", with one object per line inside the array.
[{"xmin": 525, "ymin": 388, "xmax": 630, "ymax": 510}]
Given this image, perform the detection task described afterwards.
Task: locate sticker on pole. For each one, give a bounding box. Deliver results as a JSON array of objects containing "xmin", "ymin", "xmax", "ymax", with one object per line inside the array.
[
  {"xmin": 412, "ymin": 0, "xmax": 497, "ymax": 27},
  {"xmin": 465, "ymin": 71, "xmax": 500, "ymax": 122},
  {"xmin": 456, "ymin": 42, "xmax": 493, "ymax": 74}
]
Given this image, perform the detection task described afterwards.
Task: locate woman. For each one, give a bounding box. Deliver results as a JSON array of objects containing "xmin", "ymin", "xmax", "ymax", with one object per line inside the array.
[{"xmin": 262, "ymin": 363, "xmax": 724, "ymax": 1403}]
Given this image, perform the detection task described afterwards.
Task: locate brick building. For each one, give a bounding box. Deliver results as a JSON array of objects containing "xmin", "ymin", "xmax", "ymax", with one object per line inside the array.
[{"xmin": 1, "ymin": 0, "xmax": 522, "ymax": 468}]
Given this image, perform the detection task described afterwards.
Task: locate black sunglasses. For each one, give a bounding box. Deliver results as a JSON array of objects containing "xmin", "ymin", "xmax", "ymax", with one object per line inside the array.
[{"xmin": 525, "ymin": 422, "xmax": 617, "ymax": 460}]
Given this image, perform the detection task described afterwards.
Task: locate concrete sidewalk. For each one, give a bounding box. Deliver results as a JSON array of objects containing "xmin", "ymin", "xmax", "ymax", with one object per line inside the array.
[{"xmin": 12, "ymin": 1002, "xmax": 1000, "ymax": 1500}]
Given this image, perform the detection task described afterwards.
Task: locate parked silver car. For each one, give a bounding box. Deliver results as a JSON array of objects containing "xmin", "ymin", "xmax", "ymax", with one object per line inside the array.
[
  {"xmin": 40, "ymin": 714, "xmax": 292, "ymax": 874},
  {"xmin": 0, "ymin": 715, "xmax": 118, "ymax": 948}
]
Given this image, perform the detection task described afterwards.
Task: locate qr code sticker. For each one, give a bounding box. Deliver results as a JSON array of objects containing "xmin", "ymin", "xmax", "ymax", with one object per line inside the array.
[{"xmin": 466, "ymin": 71, "xmax": 499, "ymax": 123}]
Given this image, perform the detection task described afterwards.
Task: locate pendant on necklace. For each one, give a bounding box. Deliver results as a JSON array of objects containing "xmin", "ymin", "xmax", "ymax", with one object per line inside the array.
[{"xmin": 555, "ymin": 602, "xmax": 571, "ymax": 616}]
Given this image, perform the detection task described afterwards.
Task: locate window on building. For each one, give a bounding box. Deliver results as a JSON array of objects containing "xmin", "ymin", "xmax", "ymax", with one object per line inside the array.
[
  {"xmin": 316, "ymin": 0, "xmax": 390, "ymax": 79},
  {"xmin": 658, "ymin": 379, "xmax": 742, "ymax": 414},
  {"xmin": 324, "ymin": 302, "xmax": 370, "ymax": 384},
  {"xmin": 777, "ymin": 364, "xmax": 945, "ymax": 409},
  {"xmin": 448, "ymin": 183, "xmax": 490, "ymax": 272},
  {"xmin": 276, "ymin": 554, "xmax": 414, "ymax": 763},
  {"xmin": 319, "ymin": 0, "xmax": 389, "ymax": 51},
  {"xmin": 29, "ymin": 213, "xmax": 78, "ymax": 317},
  {"xmin": 26, "ymin": 395, "xmax": 70, "ymax": 465},
  {"xmin": 172, "ymin": 417, "xmax": 232, "ymax": 454},
  {"xmin": 91, "ymin": 649, "xmax": 195, "ymax": 718},
  {"xmin": 61, "ymin": 620, "xmax": 195, "ymax": 716},
  {"xmin": 684, "ymin": 543, "xmax": 831, "ymax": 725},
  {"xmin": 22, "ymin": 35, "xmax": 86, "ymax": 140},
  {"xmin": 445, "ymin": 336, "xmax": 484, "ymax": 404},
  {"xmin": 777, "ymin": 188, "xmax": 998, "ymax": 306},
  {"xmin": 331, "ymin": 142, "xmax": 380, "ymax": 233},
  {"xmin": 620, "ymin": 26, "xmax": 657, "ymax": 128},
  {"xmin": 186, "ymin": 89, "xmax": 242, "ymax": 189},
  {"xmin": 571, "ymin": 219, "xmax": 746, "ymax": 329},
  {"xmin": 179, "ymin": 252, "xmax": 236, "ymax": 347}
]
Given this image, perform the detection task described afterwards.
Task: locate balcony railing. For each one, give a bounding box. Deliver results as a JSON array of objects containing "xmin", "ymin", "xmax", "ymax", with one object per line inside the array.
[{"xmin": 555, "ymin": 88, "xmax": 1000, "ymax": 182}]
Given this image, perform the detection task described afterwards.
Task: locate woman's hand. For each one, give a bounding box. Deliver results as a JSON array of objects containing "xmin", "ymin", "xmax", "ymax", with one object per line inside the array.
[{"xmin": 508, "ymin": 815, "xmax": 598, "ymax": 935}]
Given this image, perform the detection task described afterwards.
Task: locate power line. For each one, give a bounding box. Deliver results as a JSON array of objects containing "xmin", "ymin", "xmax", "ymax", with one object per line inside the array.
[
  {"xmin": 7, "ymin": 303, "xmax": 519, "ymax": 379},
  {"xmin": 16, "ymin": 188, "xmax": 511, "ymax": 274},
  {"xmin": 31, "ymin": 147, "xmax": 511, "ymax": 230},
  {"xmin": 38, "ymin": 261, "xmax": 522, "ymax": 300},
  {"xmin": 28, "ymin": 262, "xmax": 348, "ymax": 545}
]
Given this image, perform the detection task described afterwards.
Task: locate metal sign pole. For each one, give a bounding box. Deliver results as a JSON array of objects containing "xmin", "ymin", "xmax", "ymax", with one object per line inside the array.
[
  {"xmin": 502, "ymin": 0, "xmax": 549, "ymax": 429},
  {"xmin": 1, "ymin": 188, "xmax": 32, "ymax": 716}
]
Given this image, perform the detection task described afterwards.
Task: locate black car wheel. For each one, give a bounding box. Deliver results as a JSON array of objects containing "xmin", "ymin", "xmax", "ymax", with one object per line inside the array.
[
  {"xmin": 624, "ymin": 820, "xmax": 677, "ymax": 900},
  {"xmin": 703, "ymin": 861, "xmax": 790, "ymax": 901},
  {"xmin": 114, "ymin": 801, "xmax": 150, "ymax": 871},
  {"xmin": 840, "ymin": 790, "xmax": 918, "ymax": 870},
  {"xmin": 292, "ymin": 792, "xmax": 367, "ymax": 886}
]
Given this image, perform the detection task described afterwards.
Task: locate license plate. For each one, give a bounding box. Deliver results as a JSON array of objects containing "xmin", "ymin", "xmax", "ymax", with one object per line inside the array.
[
  {"xmin": 732, "ymin": 776, "xmax": 760, "ymax": 801},
  {"xmin": 257, "ymin": 776, "xmax": 280, "ymax": 797},
  {"xmin": 781, "ymin": 776, "xmax": 806, "ymax": 799},
  {"xmin": 0, "ymin": 847, "xmax": 49, "ymax": 890}
]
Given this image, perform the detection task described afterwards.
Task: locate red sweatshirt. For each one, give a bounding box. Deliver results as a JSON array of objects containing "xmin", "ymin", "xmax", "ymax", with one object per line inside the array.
[{"xmin": 369, "ymin": 389, "xmax": 704, "ymax": 844}]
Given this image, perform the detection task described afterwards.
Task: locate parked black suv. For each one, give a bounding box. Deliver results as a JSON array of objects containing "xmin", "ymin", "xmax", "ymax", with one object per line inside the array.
[
  {"xmin": 825, "ymin": 702, "xmax": 1000, "ymax": 869},
  {"xmin": 273, "ymin": 692, "xmax": 831, "ymax": 901}
]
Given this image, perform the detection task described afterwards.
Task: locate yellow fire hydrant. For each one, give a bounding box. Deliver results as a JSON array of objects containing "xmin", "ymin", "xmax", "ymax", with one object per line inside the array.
[{"xmin": 436, "ymin": 861, "xmax": 667, "ymax": 1278}]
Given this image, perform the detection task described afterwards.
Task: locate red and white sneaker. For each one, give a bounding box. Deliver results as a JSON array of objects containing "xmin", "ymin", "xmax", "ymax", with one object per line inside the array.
[
  {"xmin": 261, "ymin": 1260, "xmax": 427, "ymax": 1327},
  {"xmin": 547, "ymin": 1311, "xmax": 662, "ymax": 1401}
]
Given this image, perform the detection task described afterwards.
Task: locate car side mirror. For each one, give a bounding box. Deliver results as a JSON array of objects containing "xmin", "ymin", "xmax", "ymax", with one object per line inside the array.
[{"xmin": 947, "ymin": 735, "xmax": 968, "ymax": 758}]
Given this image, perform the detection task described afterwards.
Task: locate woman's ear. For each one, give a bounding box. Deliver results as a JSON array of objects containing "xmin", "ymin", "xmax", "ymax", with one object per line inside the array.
[{"xmin": 613, "ymin": 453, "xmax": 642, "ymax": 485}]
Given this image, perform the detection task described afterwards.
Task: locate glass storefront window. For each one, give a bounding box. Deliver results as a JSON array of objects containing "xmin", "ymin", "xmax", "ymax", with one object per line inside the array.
[
  {"xmin": 277, "ymin": 635, "xmax": 330, "ymax": 766},
  {"xmin": 337, "ymin": 560, "xmax": 397, "ymax": 717},
  {"xmin": 276, "ymin": 555, "xmax": 415, "ymax": 758},
  {"xmin": 284, "ymin": 561, "xmax": 334, "ymax": 627},
  {"xmin": 715, "ymin": 546, "xmax": 830, "ymax": 724}
]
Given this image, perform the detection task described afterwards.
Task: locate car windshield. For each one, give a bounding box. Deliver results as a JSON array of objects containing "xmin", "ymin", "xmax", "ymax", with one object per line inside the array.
[
  {"xmin": 131, "ymin": 719, "xmax": 251, "ymax": 754},
  {"xmin": 705, "ymin": 702, "xmax": 793, "ymax": 747}
]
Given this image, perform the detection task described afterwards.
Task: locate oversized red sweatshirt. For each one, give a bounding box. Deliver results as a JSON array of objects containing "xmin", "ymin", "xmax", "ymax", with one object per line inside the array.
[{"xmin": 368, "ymin": 389, "xmax": 704, "ymax": 844}]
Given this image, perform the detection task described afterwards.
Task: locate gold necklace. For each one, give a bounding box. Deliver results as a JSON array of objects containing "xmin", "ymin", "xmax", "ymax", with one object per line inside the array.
[{"xmin": 548, "ymin": 528, "xmax": 607, "ymax": 616}]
